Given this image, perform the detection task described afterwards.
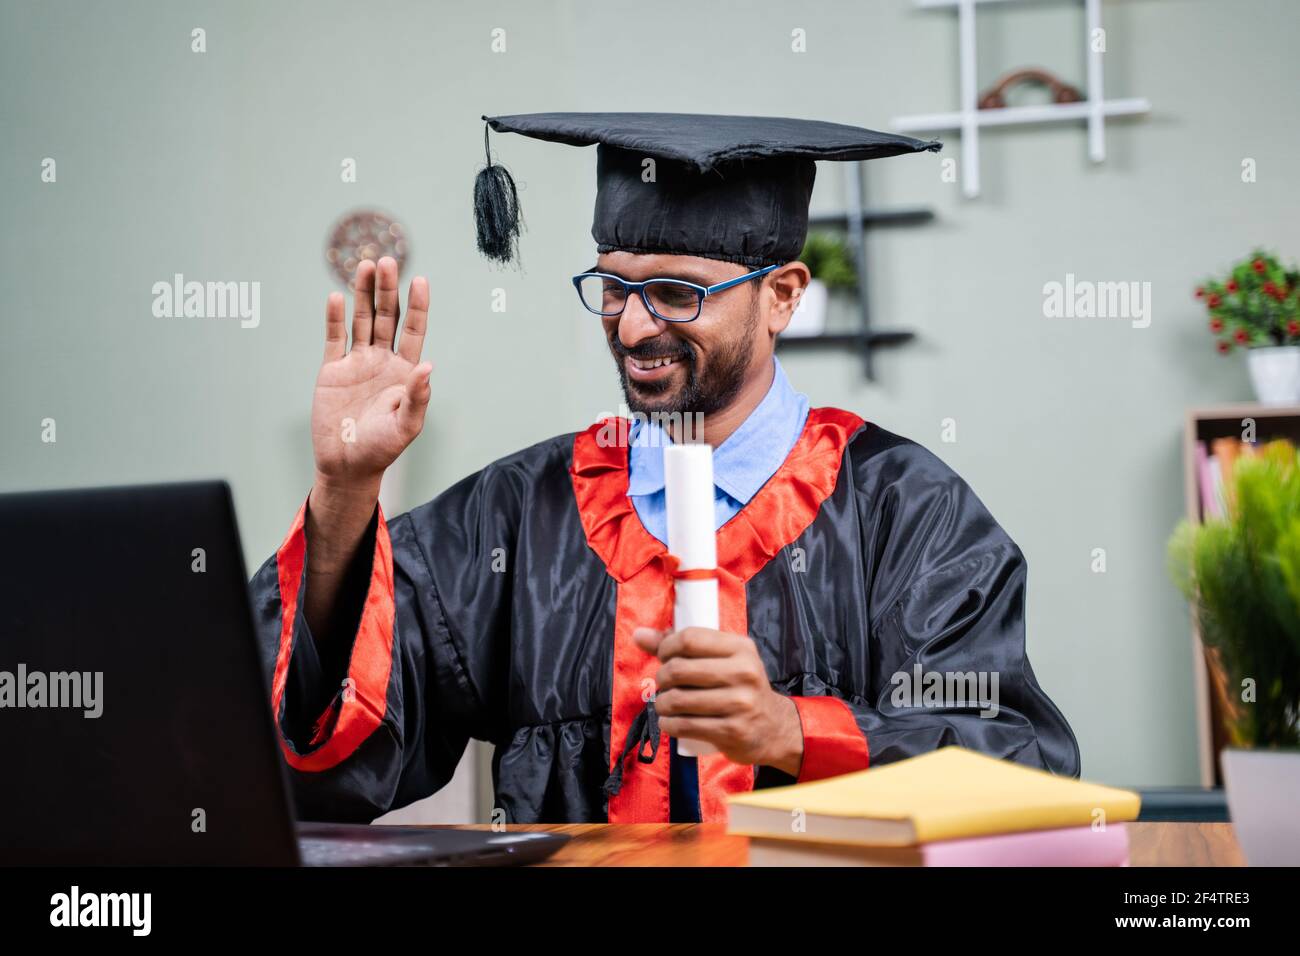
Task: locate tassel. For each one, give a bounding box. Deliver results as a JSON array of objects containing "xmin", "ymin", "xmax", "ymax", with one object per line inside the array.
[
  {"xmin": 474, "ymin": 123, "xmax": 523, "ymax": 264},
  {"xmin": 603, "ymin": 700, "xmax": 661, "ymax": 798}
]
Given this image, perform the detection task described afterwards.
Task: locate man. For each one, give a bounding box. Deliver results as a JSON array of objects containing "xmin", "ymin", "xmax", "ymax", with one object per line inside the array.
[{"xmin": 252, "ymin": 113, "xmax": 1079, "ymax": 824}]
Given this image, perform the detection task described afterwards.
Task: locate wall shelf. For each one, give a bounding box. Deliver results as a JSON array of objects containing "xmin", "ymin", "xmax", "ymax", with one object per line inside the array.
[
  {"xmin": 778, "ymin": 330, "xmax": 917, "ymax": 350},
  {"xmin": 777, "ymin": 164, "xmax": 934, "ymax": 380},
  {"xmin": 891, "ymin": 0, "xmax": 1151, "ymax": 198},
  {"xmin": 892, "ymin": 97, "xmax": 1150, "ymax": 134},
  {"xmin": 808, "ymin": 207, "xmax": 935, "ymax": 228}
]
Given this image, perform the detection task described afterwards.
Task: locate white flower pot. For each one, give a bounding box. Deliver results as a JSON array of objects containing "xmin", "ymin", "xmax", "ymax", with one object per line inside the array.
[
  {"xmin": 1220, "ymin": 748, "xmax": 1300, "ymax": 865},
  {"xmin": 785, "ymin": 278, "xmax": 829, "ymax": 338},
  {"xmin": 1246, "ymin": 346, "xmax": 1300, "ymax": 405}
]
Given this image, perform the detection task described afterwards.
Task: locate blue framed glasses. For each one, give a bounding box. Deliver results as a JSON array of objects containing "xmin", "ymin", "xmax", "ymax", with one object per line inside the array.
[{"xmin": 572, "ymin": 264, "xmax": 778, "ymax": 323}]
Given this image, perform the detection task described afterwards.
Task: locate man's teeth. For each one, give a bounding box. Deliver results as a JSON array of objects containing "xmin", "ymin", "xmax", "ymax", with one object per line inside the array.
[{"xmin": 630, "ymin": 356, "xmax": 679, "ymax": 370}]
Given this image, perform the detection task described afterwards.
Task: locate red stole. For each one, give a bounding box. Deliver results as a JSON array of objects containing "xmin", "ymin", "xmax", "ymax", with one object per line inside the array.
[{"xmin": 570, "ymin": 407, "xmax": 864, "ymax": 822}]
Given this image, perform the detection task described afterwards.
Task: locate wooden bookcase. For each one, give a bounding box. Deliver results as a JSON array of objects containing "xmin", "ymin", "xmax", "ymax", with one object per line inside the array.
[{"xmin": 1182, "ymin": 403, "xmax": 1300, "ymax": 785}]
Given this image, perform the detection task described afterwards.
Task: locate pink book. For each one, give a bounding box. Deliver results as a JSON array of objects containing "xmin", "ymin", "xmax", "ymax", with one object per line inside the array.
[
  {"xmin": 748, "ymin": 823, "xmax": 1130, "ymax": 867},
  {"xmin": 916, "ymin": 822, "xmax": 1129, "ymax": 866},
  {"xmin": 1195, "ymin": 441, "xmax": 1217, "ymax": 520}
]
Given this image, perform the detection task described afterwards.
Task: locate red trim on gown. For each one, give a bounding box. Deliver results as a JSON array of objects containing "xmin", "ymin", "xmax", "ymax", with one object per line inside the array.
[
  {"xmin": 271, "ymin": 501, "xmax": 395, "ymax": 772},
  {"xmin": 791, "ymin": 695, "xmax": 871, "ymax": 782},
  {"xmin": 570, "ymin": 406, "xmax": 867, "ymax": 822}
]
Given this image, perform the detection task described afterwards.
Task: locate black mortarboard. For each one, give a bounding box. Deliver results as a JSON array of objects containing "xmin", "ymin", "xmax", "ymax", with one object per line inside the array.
[{"xmin": 473, "ymin": 112, "xmax": 941, "ymax": 267}]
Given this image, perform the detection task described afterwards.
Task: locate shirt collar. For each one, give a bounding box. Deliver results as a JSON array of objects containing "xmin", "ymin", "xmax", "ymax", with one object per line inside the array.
[{"xmin": 625, "ymin": 356, "xmax": 810, "ymax": 504}]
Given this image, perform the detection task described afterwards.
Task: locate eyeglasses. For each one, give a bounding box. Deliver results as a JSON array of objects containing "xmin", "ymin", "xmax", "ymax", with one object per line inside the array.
[{"xmin": 572, "ymin": 264, "xmax": 778, "ymax": 323}]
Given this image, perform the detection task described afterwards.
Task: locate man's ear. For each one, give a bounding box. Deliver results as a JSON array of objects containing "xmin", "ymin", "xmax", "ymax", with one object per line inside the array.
[{"xmin": 766, "ymin": 261, "xmax": 812, "ymax": 336}]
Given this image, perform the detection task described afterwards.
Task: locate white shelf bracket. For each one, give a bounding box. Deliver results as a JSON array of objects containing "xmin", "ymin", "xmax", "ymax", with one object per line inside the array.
[
  {"xmin": 958, "ymin": 0, "xmax": 980, "ymax": 198},
  {"xmin": 1085, "ymin": 0, "xmax": 1105, "ymax": 162}
]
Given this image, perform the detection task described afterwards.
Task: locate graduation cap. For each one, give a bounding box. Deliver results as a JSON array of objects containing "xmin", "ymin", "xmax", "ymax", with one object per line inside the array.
[{"xmin": 474, "ymin": 112, "xmax": 941, "ymax": 268}]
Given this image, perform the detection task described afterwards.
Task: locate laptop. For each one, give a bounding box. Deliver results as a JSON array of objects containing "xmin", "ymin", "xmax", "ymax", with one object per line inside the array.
[{"xmin": 0, "ymin": 481, "xmax": 567, "ymax": 867}]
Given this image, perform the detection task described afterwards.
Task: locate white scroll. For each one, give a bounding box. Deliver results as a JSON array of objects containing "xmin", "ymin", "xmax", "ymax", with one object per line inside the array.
[{"xmin": 663, "ymin": 442, "xmax": 719, "ymax": 758}]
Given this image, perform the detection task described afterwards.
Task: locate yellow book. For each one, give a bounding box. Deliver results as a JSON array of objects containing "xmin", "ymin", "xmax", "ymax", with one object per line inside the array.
[{"xmin": 726, "ymin": 747, "xmax": 1140, "ymax": 846}]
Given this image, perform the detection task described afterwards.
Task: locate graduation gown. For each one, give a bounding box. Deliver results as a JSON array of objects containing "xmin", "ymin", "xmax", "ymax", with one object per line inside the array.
[{"xmin": 249, "ymin": 407, "xmax": 1079, "ymax": 824}]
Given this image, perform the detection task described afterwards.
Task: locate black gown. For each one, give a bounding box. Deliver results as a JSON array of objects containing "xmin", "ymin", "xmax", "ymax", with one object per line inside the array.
[{"xmin": 249, "ymin": 407, "xmax": 1079, "ymax": 824}]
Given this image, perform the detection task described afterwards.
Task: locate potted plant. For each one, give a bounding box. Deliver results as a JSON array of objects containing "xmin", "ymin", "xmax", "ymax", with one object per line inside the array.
[
  {"xmin": 1167, "ymin": 441, "xmax": 1300, "ymax": 865},
  {"xmin": 789, "ymin": 232, "xmax": 858, "ymax": 338},
  {"xmin": 1196, "ymin": 250, "xmax": 1300, "ymax": 404}
]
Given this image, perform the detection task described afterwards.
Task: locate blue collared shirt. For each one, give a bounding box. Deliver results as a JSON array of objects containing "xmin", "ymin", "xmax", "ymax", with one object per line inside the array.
[
  {"xmin": 626, "ymin": 356, "xmax": 810, "ymax": 545},
  {"xmin": 625, "ymin": 356, "xmax": 809, "ymax": 821}
]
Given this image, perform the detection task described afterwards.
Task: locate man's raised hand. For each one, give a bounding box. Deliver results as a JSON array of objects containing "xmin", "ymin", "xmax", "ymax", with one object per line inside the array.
[{"xmin": 311, "ymin": 256, "xmax": 432, "ymax": 493}]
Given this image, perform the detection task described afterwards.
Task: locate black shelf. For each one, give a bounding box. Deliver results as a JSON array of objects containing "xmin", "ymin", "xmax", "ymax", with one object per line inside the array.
[
  {"xmin": 808, "ymin": 207, "xmax": 935, "ymax": 228},
  {"xmin": 778, "ymin": 330, "xmax": 916, "ymax": 349},
  {"xmin": 784, "ymin": 164, "xmax": 935, "ymax": 380}
]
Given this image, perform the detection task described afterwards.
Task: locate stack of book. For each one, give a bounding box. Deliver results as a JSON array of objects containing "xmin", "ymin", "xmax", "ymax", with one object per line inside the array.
[
  {"xmin": 1195, "ymin": 436, "xmax": 1257, "ymax": 520},
  {"xmin": 727, "ymin": 747, "xmax": 1140, "ymax": 866}
]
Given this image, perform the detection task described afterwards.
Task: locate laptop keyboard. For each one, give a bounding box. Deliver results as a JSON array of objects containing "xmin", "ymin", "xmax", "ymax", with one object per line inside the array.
[
  {"xmin": 298, "ymin": 837, "xmax": 453, "ymax": 867},
  {"xmin": 296, "ymin": 824, "xmax": 566, "ymax": 867}
]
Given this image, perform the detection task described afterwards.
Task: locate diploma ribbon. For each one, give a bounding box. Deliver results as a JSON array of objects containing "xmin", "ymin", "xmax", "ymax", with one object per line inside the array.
[{"xmin": 663, "ymin": 553, "xmax": 719, "ymax": 581}]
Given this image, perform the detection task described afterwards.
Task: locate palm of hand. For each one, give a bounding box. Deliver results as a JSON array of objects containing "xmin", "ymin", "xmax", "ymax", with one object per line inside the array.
[
  {"xmin": 312, "ymin": 347, "xmax": 421, "ymax": 479},
  {"xmin": 309, "ymin": 257, "xmax": 432, "ymax": 487}
]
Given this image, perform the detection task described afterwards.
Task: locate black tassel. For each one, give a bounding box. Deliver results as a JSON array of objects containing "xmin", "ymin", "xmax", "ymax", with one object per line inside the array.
[
  {"xmin": 603, "ymin": 700, "xmax": 660, "ymax": 798},
  {"xmin": 474, "ymin": 124, "xmax": 523, "ymax": 264}
]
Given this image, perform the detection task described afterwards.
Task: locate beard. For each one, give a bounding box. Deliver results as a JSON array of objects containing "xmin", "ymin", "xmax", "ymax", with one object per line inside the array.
[{"xmin": 608, "ymin": 298, "xmax": 759, "ymax": 417}]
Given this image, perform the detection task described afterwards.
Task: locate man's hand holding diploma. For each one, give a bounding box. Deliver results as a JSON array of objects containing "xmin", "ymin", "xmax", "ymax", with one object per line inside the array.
[{"xmin": 633, "ymin": 626, "xmax": 804, "ymax": 777}]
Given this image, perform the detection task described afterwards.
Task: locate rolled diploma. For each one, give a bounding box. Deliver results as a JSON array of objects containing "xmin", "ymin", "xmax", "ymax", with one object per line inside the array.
[{"xmin": 663, "ymin": 443, "xmax": 719, "ymax": 758}]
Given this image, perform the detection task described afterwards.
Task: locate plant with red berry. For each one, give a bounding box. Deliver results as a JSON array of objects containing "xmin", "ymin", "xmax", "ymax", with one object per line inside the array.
[{"xmin": 1196, "ymin": 250, "xmax": 1300, "ymax": 353}]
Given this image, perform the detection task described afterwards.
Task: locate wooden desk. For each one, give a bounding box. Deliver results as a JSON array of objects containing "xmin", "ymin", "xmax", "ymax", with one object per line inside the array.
[{"xmin": 446, "ymin": 822, "xmax": 1245, "ymax": 866}]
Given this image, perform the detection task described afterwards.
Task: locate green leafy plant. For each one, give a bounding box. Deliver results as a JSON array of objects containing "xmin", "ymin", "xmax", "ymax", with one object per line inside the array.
[
  {"xmin": 798, "ymin": 232, "xmax": 858, "ymax": 292},
  {"xmin": 1195, "ymin": 249, "xmax": 1300, "ymax": 354},
  {"xmin": 1167, "ymin": 440, "xmax": 1300, "ymax": 749}
]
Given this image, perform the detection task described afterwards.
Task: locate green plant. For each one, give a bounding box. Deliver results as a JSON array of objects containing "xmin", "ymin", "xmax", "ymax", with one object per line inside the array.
[
  {"xmin": 798, "ymin": 232, "xmax": 858, "ymax": 292},
  {"xmin": 1195, "ymin": 249, "xmax": 1300, "ymax": 354},
  {"xmin": 1168, "ymin": 441, "xmax": 1300, "ymax": 748}
]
